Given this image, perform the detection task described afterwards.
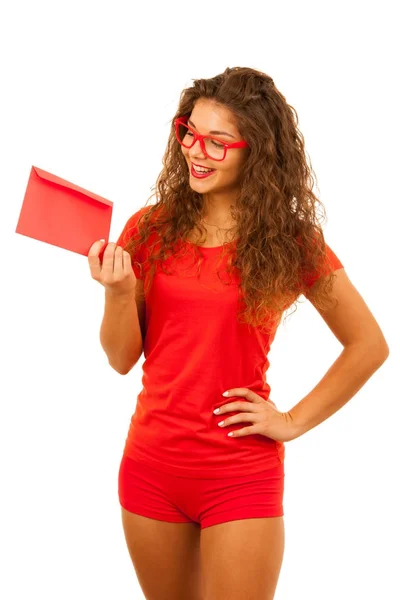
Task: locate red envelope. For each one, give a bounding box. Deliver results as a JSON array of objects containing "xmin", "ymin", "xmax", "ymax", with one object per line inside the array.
[{"xmin": 15, "ymin": 166, "xmax": 113, "ymax": 258}]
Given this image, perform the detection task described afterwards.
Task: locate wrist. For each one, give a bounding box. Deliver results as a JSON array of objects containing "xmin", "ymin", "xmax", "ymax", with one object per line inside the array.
[
  {"xmin": 284, "ymin": 410, "xmax": 307, "ymax": 441},
  {"xmin": 104, "ymin": 288, "xmax": 136, "ymax": 303}
]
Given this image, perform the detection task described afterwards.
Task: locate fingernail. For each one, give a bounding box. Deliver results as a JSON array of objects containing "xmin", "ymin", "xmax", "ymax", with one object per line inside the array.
[{"xmin": 222, "ymin": 391, "xmax": 229, "ymax": 397}]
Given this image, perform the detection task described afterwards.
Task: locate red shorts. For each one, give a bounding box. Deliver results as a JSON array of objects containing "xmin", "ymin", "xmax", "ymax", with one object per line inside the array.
[{"xmin": 118, "ymin": 454, "xmax": 285, "ymax": 529}]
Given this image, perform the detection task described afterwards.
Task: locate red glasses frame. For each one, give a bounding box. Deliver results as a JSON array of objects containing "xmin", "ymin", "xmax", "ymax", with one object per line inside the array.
[{"xmin": 174, "ymin": 115, "xmax": 249, "ymax": 161}]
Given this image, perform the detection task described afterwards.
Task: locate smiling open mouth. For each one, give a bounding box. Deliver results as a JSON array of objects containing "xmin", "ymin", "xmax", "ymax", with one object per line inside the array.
[{"xmin": 191, "ymin": 163, "xmax": 216, "ymax": 178}]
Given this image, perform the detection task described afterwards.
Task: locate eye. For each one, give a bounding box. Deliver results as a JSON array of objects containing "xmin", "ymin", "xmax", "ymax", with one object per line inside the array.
[{"xmin": 211, "ymin": 140, "xmax": 224, "ymax": 148}]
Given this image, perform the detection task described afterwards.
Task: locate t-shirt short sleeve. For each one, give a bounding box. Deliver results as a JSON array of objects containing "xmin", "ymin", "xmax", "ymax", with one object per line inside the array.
[
  {"xmin": 302, "ymin": 242, "xmax": 344, "ymax": 289},
  {"xmin": 115, "ymin": 207, "xmax": 148, "ymax": 280}
]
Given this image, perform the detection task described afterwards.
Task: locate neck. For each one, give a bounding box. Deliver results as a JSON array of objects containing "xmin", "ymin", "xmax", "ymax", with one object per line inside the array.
[{"xmin": 202, "ymin": 190, "xmax": 238, "ymax": 212}]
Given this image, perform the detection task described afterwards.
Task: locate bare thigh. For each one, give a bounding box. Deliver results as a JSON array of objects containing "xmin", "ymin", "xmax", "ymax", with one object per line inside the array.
[
  {"xmin": 200, "ymin": 516, "xmax": 285, "ymax": 600},
  {"xmin": 121, "ymin": 507, "xmax": 203, "ymax": 600}
]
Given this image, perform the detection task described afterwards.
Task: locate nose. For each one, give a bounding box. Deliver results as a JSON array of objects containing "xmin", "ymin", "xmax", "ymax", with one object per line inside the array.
[{"xmin": 188, "ymin": 138, "xmax": 207, "ymax": 160}]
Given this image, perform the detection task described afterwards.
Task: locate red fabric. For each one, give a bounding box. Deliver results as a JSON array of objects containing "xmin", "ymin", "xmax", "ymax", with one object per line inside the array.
[
  {"xmin": 116, "ymin": 206, "xmax": 344, "ymax": 478},
  {"xmin": 300, "ymin": 236, "xmax": 344, "ymax": 288},
  {"xmin": 118, "ymin": 455, "xmax": 285, "ymax": 524}
]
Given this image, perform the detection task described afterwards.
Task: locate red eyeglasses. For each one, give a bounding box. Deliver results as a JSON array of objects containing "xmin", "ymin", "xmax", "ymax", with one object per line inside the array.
[{"xmin": 174, "ymin": 115, "xmax": 249, "ymax": 161}]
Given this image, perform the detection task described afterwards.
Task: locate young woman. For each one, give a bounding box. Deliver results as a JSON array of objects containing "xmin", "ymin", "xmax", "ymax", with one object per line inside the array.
[{"xmin": 88, "ymin": 66, "xmax": 389, "ymax": 600}]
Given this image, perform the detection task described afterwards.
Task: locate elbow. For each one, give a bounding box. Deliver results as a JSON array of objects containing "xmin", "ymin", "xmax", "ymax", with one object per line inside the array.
[
  {"xmin": 379, "ymin": 341, "xmax": 390, "ymax": 363},
  {"xmin": 109, "ymin": 361, "xmax": 135, "ymax": 375},
  {"xmin": 100, "ymin": 339, "xmax": 143, "ymax": 375},
  {"xmin": 108, "ymin": 352, "xmax": 142, "ymax": 375},
  {"xmin": 374, "ymin": 333, "xmax": 390, "ymax": 363},
  {"xmin": 346, "ymin": 335, "xmax": 389, "ymax": 366},
  {"xmin": 367, "ymin": 337, "xmax": 390, "ymax": 366},
  {"xmin": 113, "ymin": 365, "xmax": 130, "ymax": 375}
]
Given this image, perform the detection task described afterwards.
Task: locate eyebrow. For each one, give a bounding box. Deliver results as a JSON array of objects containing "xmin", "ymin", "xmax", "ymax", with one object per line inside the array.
[{"xmin": 188, "ymin": 118, "xmax": 236, "ymax": 139}]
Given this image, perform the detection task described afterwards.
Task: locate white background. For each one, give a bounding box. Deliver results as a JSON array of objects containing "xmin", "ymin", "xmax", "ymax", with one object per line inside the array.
[{"xmin": 1, "ymin": 1, "xmax": 398, "ymax": 598}]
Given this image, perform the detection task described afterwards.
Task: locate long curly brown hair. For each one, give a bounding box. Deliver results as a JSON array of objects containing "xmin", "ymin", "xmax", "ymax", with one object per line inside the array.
[{"xmin": 123, "ymin": 66, "xmax": 340, "ymax": 334}]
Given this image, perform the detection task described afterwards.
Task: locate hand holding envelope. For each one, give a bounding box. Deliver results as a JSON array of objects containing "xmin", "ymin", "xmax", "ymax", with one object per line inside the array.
[
  {"xmin": 87, "ymin": 238, "xmax": 138, "ymax": 296},
  {"xmin": 16, "ymin": 166, "xmax": 138, "ymax": 295}
]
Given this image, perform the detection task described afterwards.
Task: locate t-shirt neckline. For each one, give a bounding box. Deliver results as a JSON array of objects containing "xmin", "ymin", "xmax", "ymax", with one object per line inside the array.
[{"xmin": 183, "ymin": 238, "xmax": 238, "ymax": 251}]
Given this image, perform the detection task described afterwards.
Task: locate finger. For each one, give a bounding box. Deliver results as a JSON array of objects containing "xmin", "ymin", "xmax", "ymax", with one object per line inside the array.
[
  {"xmin": 88, "ymin": 239, "xmax": 105, "ymax": 256},
  {"xmin": 88, "ymin": 239, "xmax": 106, "ymax": 279},
  {"xmin": 123, "ymin": 250, "xmax": 133, "ymax": 276},
  {"xmin": 222, "ymin": 388, "xmax": 248, "ymax": 398},
  {"xmin": 101, "ymin": 242, "xmax": 117, "ymax": 273},
  {"xmin": 228, "ymin": 425, "xmax": 258, "ymax": 438},
  {"xmin": 217, "ymin": 401, "xmax": 256, "ymax": 415},
  {"xmin": 111, "ymin": 245, "xmax": 123, "ymax": 277},
  {"xmin": 220, "ymin": 413, "xmax": 255, "ymax": 427}
]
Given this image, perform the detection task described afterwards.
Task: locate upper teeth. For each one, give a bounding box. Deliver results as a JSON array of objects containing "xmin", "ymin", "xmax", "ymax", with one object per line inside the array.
[{"xmin": 193, "ymin": 165, "xmax": 213, "ymax": 173}]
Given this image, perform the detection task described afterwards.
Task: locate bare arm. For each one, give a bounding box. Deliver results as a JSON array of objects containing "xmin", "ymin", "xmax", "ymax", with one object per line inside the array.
[
  {"xmin": 100, "ymin": 290, "xmax": 143, "ymax": 375},
  {"xmin": 88, "ymin": 239, "xmax": 144, "ymax": 375},
  {"xmin": 288, "ymin": 268, "xmax": 390, "ymax": 437}
]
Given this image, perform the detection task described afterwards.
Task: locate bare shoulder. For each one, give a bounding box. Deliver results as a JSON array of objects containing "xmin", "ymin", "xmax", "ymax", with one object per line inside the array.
[{"xmin": 305, "ymin": 268, "xmax": 389, "ymax": 355}]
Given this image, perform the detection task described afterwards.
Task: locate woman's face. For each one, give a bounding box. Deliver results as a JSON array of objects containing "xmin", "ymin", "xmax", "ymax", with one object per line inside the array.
[{"xmin": 181, "ymin": 98, "xmax": 248, "ymax": 200}]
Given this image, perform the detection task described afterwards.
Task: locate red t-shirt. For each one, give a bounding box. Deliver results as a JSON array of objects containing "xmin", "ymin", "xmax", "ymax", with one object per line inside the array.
[{"xmin": 116, "ymin": 206, "xmax": 344, "ymax": 478}]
